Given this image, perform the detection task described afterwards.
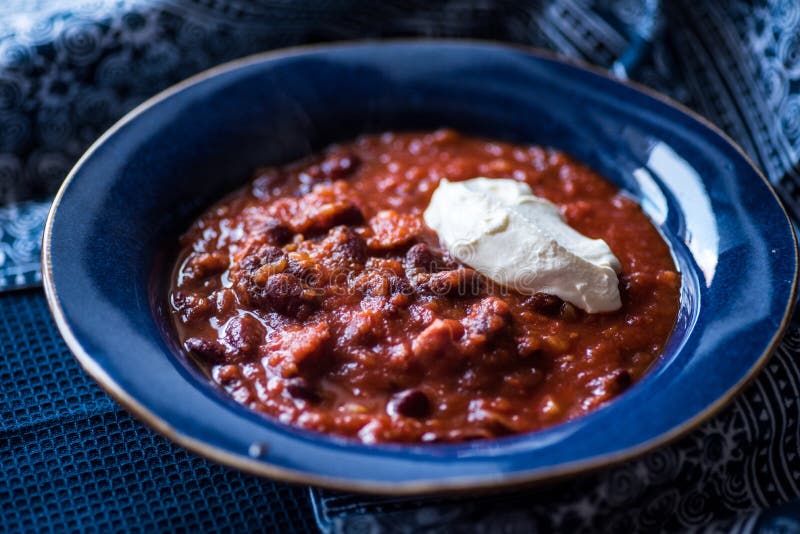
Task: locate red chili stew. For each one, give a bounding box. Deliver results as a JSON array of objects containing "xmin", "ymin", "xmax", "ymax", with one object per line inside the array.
[{"xmin": 170, "ymin": 129, "xmax": 681, "ymax": 443}]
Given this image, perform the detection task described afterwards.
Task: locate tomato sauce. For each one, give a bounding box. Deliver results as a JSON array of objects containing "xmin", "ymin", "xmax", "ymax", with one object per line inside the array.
[{"xmin": 170, "ymin": 129, "xmax": 680, "ymax": 443}]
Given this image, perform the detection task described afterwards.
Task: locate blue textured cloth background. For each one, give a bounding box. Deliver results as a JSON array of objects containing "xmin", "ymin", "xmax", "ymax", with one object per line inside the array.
[{"xmin": 2, "ymin": 1, "xmax": 800, "ymax": 532}]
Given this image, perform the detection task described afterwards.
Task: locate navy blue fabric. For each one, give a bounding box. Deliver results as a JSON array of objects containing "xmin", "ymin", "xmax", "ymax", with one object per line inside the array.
[
  {"xmin": 2, "ymin": 0, "xmax": 800, "ymax": 532},
  {"xmin": 0, "ymin": 290, "xmax": 315, "ymax": 532}
]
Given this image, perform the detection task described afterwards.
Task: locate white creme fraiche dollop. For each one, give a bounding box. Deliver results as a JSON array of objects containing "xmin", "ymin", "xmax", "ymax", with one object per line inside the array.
[{"xmin": 423, "ymin": 177, "xmax": 622, "ymax": 313}]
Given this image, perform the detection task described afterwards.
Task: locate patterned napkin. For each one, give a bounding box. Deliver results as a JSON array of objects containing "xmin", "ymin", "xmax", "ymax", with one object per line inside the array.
[{"xmin": 2, "ymin": 1, "xmax": 800, "ymax": 532}]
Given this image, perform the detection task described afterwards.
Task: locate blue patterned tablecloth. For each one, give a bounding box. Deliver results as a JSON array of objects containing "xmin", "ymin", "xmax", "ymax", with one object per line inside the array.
[{"xmin": 2, "ymin": 1, "xmax": 800, "ymax": 532}]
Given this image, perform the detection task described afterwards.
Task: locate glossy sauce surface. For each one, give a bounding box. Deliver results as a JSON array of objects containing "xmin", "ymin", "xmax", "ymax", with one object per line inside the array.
[{"xmin": 170, "ymin": 130, "xmax": 681, "ymax": 443}]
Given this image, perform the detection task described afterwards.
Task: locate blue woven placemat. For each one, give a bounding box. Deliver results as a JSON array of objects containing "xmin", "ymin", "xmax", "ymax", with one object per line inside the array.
[{"xmin": 0, "ymin": 290, "xmax": 315, "ymax": 532}]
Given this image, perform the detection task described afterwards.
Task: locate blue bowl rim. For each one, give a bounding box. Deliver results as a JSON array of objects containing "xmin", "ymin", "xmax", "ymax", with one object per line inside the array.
[{"xmin": 41, "ymin": 38, "xmax": 799, "ymax": 495}]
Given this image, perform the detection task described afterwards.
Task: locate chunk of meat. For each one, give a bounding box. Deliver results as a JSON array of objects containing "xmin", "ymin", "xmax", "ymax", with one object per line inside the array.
[
  {"xmin": 231, "ymin": 244, "xmax": 322, "ymax": 317},
  {"xmin": 515, "ymin": 333, "xmax": 543, "ymax": 358},
  {"xmin": 353, "ymin": 271, "xmax": 392, "ymax": 298},
  {"xmin": 255, "ymin": 218, "xmax": 293, "ymax": 245},
  {"xmin": 235, "ymin": 209, "xmax": 294, "ymax": 249},
  {"xmin": 212, "ymin": 288, "xmax": 236, "ymax": 315},
  {"xmin": 411, "ymin": 319, "xmax": 464, "ymax": 360},
  {"xmin": 321, "ymin": 225, "xmax": 368, "ymax": 271},
  {"xmin": 353, "ymin": 258, "xmax": 414, "ymax": 297},
  {"xmin": 283, "ymin": 250, "xmax": 324, "ymax": 286},
  {"xmin": 404, "ymin": 243, "xmax": 457, "ymax": 273},
  {"xmin": 306, "ymin": 202, "xmax": 363, "ymax": 233},
  {"xmin": 340, "ymin": 310, "xmax": 382, "ymax": 345},
  {"xmin": 269, "ymin": 181, "xmax": 364, "ymax": 234},
  {"xmin": 366, "ymin": 210, "xmax": 421, "ymax": 251},
  {"xmin": 171, "ymin": 291, "xmax": 213, "ymax": 324},
  {"xmin": 250, "ymin": 272, "xmax": 320, "ymax": 318},
  {"xmin": 462, "ymin": 297, "xmax": 512, "ymax": 348},
  {"xmin": 426, "ymin": 268, "xmax": 483, "ymax": 297},
  {"xmin": 265, "ymin": 322, "xmax": 331, "ymax": 377},
  {"xmin": 185, "ymin": 315, "xmax": 265, "ymax": 364},
  {"xmin": 235, "ymin": 243, "xmax": 285, "ymax": 277}
]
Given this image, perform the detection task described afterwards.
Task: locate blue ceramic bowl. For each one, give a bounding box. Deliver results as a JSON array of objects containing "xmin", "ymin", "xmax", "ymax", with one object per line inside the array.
[{"xmin": 43, "ymin": 41, "xmax": 797, "ymax": 494}]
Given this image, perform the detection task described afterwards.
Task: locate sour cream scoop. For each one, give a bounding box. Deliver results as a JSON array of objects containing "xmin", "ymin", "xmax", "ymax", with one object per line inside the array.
[{"xmin": 423, "ymin": 177, "xmax": 622, "ymax": 313}]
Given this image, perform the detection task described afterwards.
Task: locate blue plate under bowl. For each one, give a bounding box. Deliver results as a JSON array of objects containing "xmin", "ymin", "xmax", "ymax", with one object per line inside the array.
[{"xmin": 42, "ymin": 40, "xmax": 797, "ymax": 494}]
